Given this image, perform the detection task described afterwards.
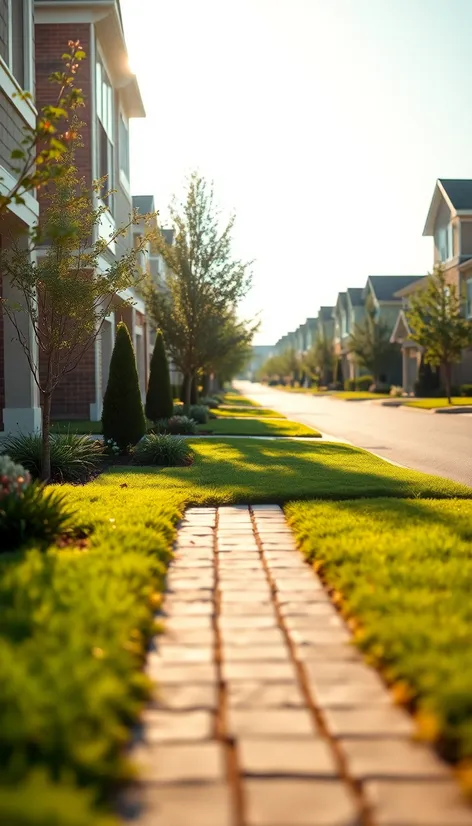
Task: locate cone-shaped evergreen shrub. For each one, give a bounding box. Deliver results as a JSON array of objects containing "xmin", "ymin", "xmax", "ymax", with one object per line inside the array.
[
  {"xmin": 180, "ymin": 375, "xmax": 198, "ymax": 405},
  {"xmin": 145, "ymin": 330, "xmax": 173, "ymax": 421},
  {"xmin": 102, "ymin": 322, "xmax": 146, "ymax": 449}
]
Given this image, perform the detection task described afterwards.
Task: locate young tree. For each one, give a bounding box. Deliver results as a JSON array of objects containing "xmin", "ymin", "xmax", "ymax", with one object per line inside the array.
[
  {"xmin": 303, "ymin": 336, "xmax": 335, "ymax": 385},
  {"xmin": 145, "ymin": 173, "xmax": 252, "ymax": 408},
  {"xmin": 1, "ymin": 155, "xmax": 154, "ymax": 479},
  {"xmin": 102, "ymin": 322, "xmax": 146, "ymax": 449},
  {"xmin": 407, "ymin": 266, "xmax": 472, "ymax": 403},
  {"xmin": 0, "ymin": 41, "xmax": 86, "ymax": 215},
  {"xmin": 348, "ymin": 304, "xmax": 394, "ymax": 383},
  {"xmin": 145, "ymin": 329, "xmax": 173, "ymax": 421}
]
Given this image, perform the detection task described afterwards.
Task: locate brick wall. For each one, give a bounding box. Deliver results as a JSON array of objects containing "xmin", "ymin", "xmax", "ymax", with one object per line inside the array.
[
  {"xmin": 35, "ymin": 22, "xmax": 96, "ymax": 419},
  {"xmin": 35, "ymin": 22, "xmax": 93, "ymax": 188},
  {"xmin": 0, "ymin": 268, "xmax": 4, "ymax": 429}
]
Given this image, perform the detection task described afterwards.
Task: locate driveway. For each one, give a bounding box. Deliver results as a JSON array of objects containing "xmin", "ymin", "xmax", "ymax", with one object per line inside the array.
[{"xmin": 235, "ymin": 382, "xmax": 472, "ymax": 487}]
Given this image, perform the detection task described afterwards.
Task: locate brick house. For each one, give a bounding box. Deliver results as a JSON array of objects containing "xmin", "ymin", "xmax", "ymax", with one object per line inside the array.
[
  {"xmin": 391, "ymin": 179, "xmax": 472, "ymax": 392},
  {"xmin": 0, "ymin": 0, "xmax": 41, "ymax": 433},
  {"xmin": 34, "ymin": 0, "xmax": 148, "ymax": 421}
]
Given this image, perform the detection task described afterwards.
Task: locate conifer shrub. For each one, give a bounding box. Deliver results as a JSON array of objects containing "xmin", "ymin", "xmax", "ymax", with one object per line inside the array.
[
  {"xmin": 102, "ymin": 322, "xmax": 146, "ymax": 450},
  {"xmin": 145, "ymin": 330, "xmax": 173, "ymax": 422}
]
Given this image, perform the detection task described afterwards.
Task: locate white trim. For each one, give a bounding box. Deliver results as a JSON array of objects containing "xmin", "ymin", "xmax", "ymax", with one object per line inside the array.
[
  {"xmin": 0, "ymin": 57, "xmax": 36, "ymax": 127},
  {"xmin": 34, "ymin": 3, "xmax": 111, "ymax": 25},
  {"xmin": 6, "ymin": 0, "xmax": 35, "ymax": 97},
  {"xmin": 119, "ymin": 168, "xmax": 131, "ymax": 195},
  {"xmin": 0, "ymin": 164, "xmax": 39, "ymax": 225},
  {"xmin": 437, "ymin": 180, "xmax": 456, "ymax": 216}
]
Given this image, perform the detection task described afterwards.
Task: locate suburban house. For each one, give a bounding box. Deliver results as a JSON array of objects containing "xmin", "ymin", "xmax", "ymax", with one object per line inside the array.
[
  {"xmin": 333, "ymin": 292, "xmax": 348, "ymax": 380},
  {"xmin": 317, "ymin": 306, "xmax": 334, "ymax": 343},
  {"xmin": 391, "ymin": 179, "xmax": 472, "ymax": 392},
  {"xmin": 33, "ymin": 0, "xmax": 148, "ymax": 422},
  {"xmin": 0, "ymin": 0, "xmax": 40, "ymax": 434}
]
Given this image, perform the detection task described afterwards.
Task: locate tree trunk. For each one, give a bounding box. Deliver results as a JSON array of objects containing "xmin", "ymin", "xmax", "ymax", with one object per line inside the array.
[
  {"xmin": 184, "ymin": 372, "xmax": 192, "ymax": 413},
  {"xmin": 444, "ymin": 362, "xmax": 452, "ymax": 405},
  {"xmin": 41, "ymin": 391, "xmax": 52, "ymax": 482},
  {"xmin": 202, "ymin": 373, "xmax": 210, "ymax": 397}
]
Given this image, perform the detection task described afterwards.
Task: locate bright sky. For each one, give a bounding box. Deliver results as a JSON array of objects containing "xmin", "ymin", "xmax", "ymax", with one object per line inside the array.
[{"xmin": 121, "ymin": 0, "xmax": 472, "ymax": 345}]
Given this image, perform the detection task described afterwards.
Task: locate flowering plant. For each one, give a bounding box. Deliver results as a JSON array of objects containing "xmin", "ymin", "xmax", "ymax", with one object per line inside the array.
[{"xmin": 0, "ymin": 455, "xmax": 31, "ymax": 501}]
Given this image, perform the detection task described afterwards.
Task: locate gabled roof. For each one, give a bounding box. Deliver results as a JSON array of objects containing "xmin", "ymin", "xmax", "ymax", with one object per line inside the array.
[
  {"xmin": 390, "ymin": 309, "xmax": 412, "ymax": 343},
  {"xmin": 318, "ymin": 306, "xmax": 334, "ymax": 321},
  {"xmin": 423, "ymin": 179, "xmax": 472, "ymax": 236},
  {"xmin": 334, "ymin": 292, "xmax": 347, "ymax": 312},
  {"xmin": 366, "ymin": 275, "xmax": 423, "ymax": 302},
  {"xmin": 346, "ymin": 287, "xmax": 364, "ymax": 307}
]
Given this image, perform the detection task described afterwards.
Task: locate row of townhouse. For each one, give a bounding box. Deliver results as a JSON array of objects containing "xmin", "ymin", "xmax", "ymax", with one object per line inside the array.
[
  {"xmin": 0, "ymin": 0, "xmax": 164, "ymax": 434},
  {"xmin": 273, "ymin": 179, "xmax": 472, "ymax": 392}
]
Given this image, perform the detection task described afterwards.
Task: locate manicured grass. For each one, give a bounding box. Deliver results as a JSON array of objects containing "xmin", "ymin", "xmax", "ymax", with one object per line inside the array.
[
  {"xmin": 221, "ymin": 391, "xmax": 259, "ymax": 406},
  {"xmin": 51, "ymin": 419, "xmax": 101, "ymax": 434},
  {"xmin": 333, "ymin": 391, "xmax": 390, "ymax": 401},
  {"xmin": 198, "ymin": 418, "xmax": 320, "ymax": 437},
  {"xmin": 406, "ymin": 397, "xmax": 472, "ymax": 409},
  {"xmin": 0, "ymin": 486, "xmax": 179, "ymax": 823},
  {"xmin": 95, "ymin": 439, "xmax": 472, "ymax": 504},
  {"xmin": 286, "ymin": 498, "xmax": 472, "ymax": 764},
  {"xmin": 216, "ymin": 406, "xmax": 286, "ymax": 418}
]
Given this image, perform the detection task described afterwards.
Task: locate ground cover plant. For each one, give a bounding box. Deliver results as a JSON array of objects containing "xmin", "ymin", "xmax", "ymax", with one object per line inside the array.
[
  {"xmin": 51, "ymin": 420, "xmax": 102, "ymax": 435},
  {"xmin": 285, "ymin": 497, "xmax": 472, "ymax": 765},
  {"xmin": 133, "ymin": 434, "xmax": 193, "ymax": 466},
  {"xmin": 198, "ymin": 418, "xmax": 320, "ymax": 437}
]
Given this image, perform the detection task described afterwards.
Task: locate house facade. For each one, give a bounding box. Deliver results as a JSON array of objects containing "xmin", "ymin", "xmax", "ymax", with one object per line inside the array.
[
  {"xmin": 34, "ymin": 0, "xmax": 148, "ymax": 421},
  {"xmin": 391, "ymin": 179, "xmax": 472, "ymax": 392},
  {"xmin": 0, "ymin": 0, "xmax": 41, "ymax": 433}
]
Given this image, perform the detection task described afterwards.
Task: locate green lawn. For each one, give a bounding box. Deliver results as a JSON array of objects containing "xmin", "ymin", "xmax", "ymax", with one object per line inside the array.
[
  {"xmin": 51, "ymin": 419, "xmax": 101, "ymax": 434},
  {"xmin": 333, "ymin": 391, "xmax": 390, "ymax": 401},
  {"xmin": 94, "ymin": 439, "xmax": 472, "ymax": 504},
  {"xmin": 286, "ymin": 497, "xmax": 472, "ymax": 764},
  {"xmin": 199, "ymin": 418, "xmax": 319, "ymax": 437},
  {"xmin": 4, "ymin": 437, "xmax": 472, "ymax": 820},
  {"xmin": 406, "ymin": 397, "xmax": 472, "ymax": 409},
  {"xmin": 216, "ymin": 406, "xmax": 286, "ymax": 418}
]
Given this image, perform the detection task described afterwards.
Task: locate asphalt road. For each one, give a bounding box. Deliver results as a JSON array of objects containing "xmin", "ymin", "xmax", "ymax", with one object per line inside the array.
[{"xmin": 235, "ymin": 382, "xmax": 472, "ymax": 487}]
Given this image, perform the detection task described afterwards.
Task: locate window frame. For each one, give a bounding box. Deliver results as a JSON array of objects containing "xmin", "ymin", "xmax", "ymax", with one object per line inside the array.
[
  {"xmin": 7, "ymin": 0, "xmax": 33, "ymax": 93},
  {"xmin": 95, "ymin": 48, "xmax": 115, "ymax": 214}
]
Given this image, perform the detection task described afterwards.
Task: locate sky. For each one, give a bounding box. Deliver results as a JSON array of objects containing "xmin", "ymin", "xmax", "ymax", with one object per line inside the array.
[{"xmin": 121, "ymin": 0, "xmax": 472, "ymax": 345}]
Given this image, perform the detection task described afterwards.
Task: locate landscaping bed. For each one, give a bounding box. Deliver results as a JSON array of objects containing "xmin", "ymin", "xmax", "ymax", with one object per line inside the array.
[
  {"xmin": 405, "ymin": 397, "xmax": 472, "ymax": 410},
  {"xmin": 286, "ymin": 497, "xmax": 472, "ymax": 768}
]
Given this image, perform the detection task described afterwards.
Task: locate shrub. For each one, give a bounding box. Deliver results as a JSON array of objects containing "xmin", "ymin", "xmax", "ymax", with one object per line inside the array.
[
  {"xmin": 102, "ymin": 322, "xmax": 146, "ymax": 449},
  {"xmin": 173, "ymin": 403, "xmax": 184, "ymax": 416},
  {"xmin": 460, "ymin": 384, "xmax": 472, "ymax": 397},
  {"xmin": 355, "ymin": 375, "xmax": 373, "ymax": 391},
  {"xmin": 390, "ymin": 385, "xmax": 404, "ymax": 398},
  {"xmin": 369, "ymin": 382, "xmax": 391, "ymax": 394},
  {"xmin": 133, "ymin": 434, "xmax": 193, "ymax": 467},
  {"xmin": 152, "ymin": 415, "xmax": 197, "ymax": 435},
  {"xmin": 344, "ymin": 379, "xmax": 356, "ymax": 391},
  {"xmin": 2, "ymin": 433, "xmax": 103, "ymax": 483},
  {"xmin": 180, "ymin": 375, "xmax": 198, "ymax": 405},
  {"xmin": 0, "ymin": 455, "xmax": 72, "ymax": 550},
  {"xmin": 145, "ymin": 330, "xmax": 174, "ymax": 422},
  {"xmin": 414, "ymin": 355, "xmax": 440, "ymax": 397},
  {"xmin": 200, "ymin": 396, "xmax": 220, "ymax": 409},
  {"xmin": 189, "ymin": 404, "xmax": 209, "ymax": 424}
]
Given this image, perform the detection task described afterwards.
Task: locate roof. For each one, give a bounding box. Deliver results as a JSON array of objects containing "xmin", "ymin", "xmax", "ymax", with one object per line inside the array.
[
  {"xmin": 423, "ymin": 179, "xmax": 472, "ymax": 236},
  {"xmin": 346, "ymin": 287, "xmax": 364, "ymax": 307},
  {"xmin": 132, "ymin": 195, "xmax": 155, "ymax": 214},
  {"xmin": 334, "ymin": 292, "xmax": 347, "ymax": 312},
  {"xmin": 318, "ymin": 306, "xmax": 334, "ymax": 321},
  {"xmin": 366, "ymin": 275, "xmax": 423, "ymax": 302},
  {"xmin": 438, "ymin": 179, "xmax": 472, "ymax": 211}
]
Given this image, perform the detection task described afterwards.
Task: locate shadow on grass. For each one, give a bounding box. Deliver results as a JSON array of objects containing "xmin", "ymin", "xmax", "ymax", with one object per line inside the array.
[{"xmin": 100, "ymin": 438, "xmax": 472, "ymax": 505}]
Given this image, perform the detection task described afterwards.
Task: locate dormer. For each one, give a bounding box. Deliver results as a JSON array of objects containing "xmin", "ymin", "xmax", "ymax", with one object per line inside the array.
[{"xmin": 423, "ymin": 179, "xmax": 472, "ymax": 267}]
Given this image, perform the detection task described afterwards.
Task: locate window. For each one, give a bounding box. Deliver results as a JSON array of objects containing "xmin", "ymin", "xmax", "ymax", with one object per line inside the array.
[
  {"xmin": 437, "ymin": 223, "xmax": 455, "ymax": 262},
  {"xmin": 10, "ymin": 0, "xmax": 25, "ymax": 88},
  {"xmin": 119, "ymin": 114, "xmax": 130, "ymax": 181},
  {"xmin": 96, "ymin": 58, "xmax": 114, "ymax": 210},
  {"xmin": 466, "ymin": 279, "xmax": 472, "ymax": 319}
]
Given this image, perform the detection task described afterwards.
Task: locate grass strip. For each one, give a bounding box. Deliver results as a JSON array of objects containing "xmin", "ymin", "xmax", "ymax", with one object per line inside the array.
[
  {"xmin": 405, "ymin": 397, "xmax": 472, "ymax": 409},
  {"xmin": 216, "ymin": 406, "xmax": 286, "ymax": 418},
  {"xmin": 286, "ymin": 497, "xmax": 472, "ymax": 765},
  {"xmin": 199, "ymin": 418, "xmax": 319, "ymax": 437}
]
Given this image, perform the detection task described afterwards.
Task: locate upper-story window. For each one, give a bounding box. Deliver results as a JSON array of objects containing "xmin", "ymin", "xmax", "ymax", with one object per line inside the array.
[
  {"xmin": 8, "ymin": 0, "xmax": 33, "ymax": 92},
  {"xmin": 96, "ymin": 58, "xmax": 114, "ymax": 211},
  {"xmin": 119, "ymin": 113, "xmax": 130, "ymax": 182},
  {"xmin": 341, "ymin": 310, "xmax": 348, "ymax": 337},
  {"xmin": 437, "ymin": 223, "xmax": 455, "ymax": 262}
]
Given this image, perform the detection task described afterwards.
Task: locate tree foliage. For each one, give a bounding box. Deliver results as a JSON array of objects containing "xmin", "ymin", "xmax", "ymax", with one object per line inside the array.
[
  {"xmin": 145, "ymin": 330, "xmax": 174, "ymax": 421},
  {"xmin": 303, "ymin": 336, "xmax": 335, "ymax": 385},
  {"xmin": 102, "ymin": 322, "xmax": 146, "ymax": 449},
  {"xmin": 0, "ymin": 41, "xmax": 86, "ymax": 215},
  {"xmin": 1, "ymin": 151, "xmax": 154, "ymax": 479},
  {"xmin": 348, "ymin": 303, "xmax": 394, "ymax": 382},
  {"xmin": 407, "ymin": 265, "xmax": 472, "ymax": 403},
  {"xmin": 145, "ymin": 173, "xmax": 253, "ymax": 405}
]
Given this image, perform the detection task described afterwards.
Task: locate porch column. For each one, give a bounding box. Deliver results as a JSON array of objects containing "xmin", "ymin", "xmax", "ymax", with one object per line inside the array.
[
  {"xmin": 402, "ymin": 347, "xmax": 409, "ymax": 392},
  {"xmin": 2, "ymin": 260, "xmax": 41, "ymax": 434}
]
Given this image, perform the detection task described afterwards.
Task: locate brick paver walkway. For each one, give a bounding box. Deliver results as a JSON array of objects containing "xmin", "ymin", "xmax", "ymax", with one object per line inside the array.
[{"xmin": 123, "ymin": 505, "xmax": 472, "ymax": 826}]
